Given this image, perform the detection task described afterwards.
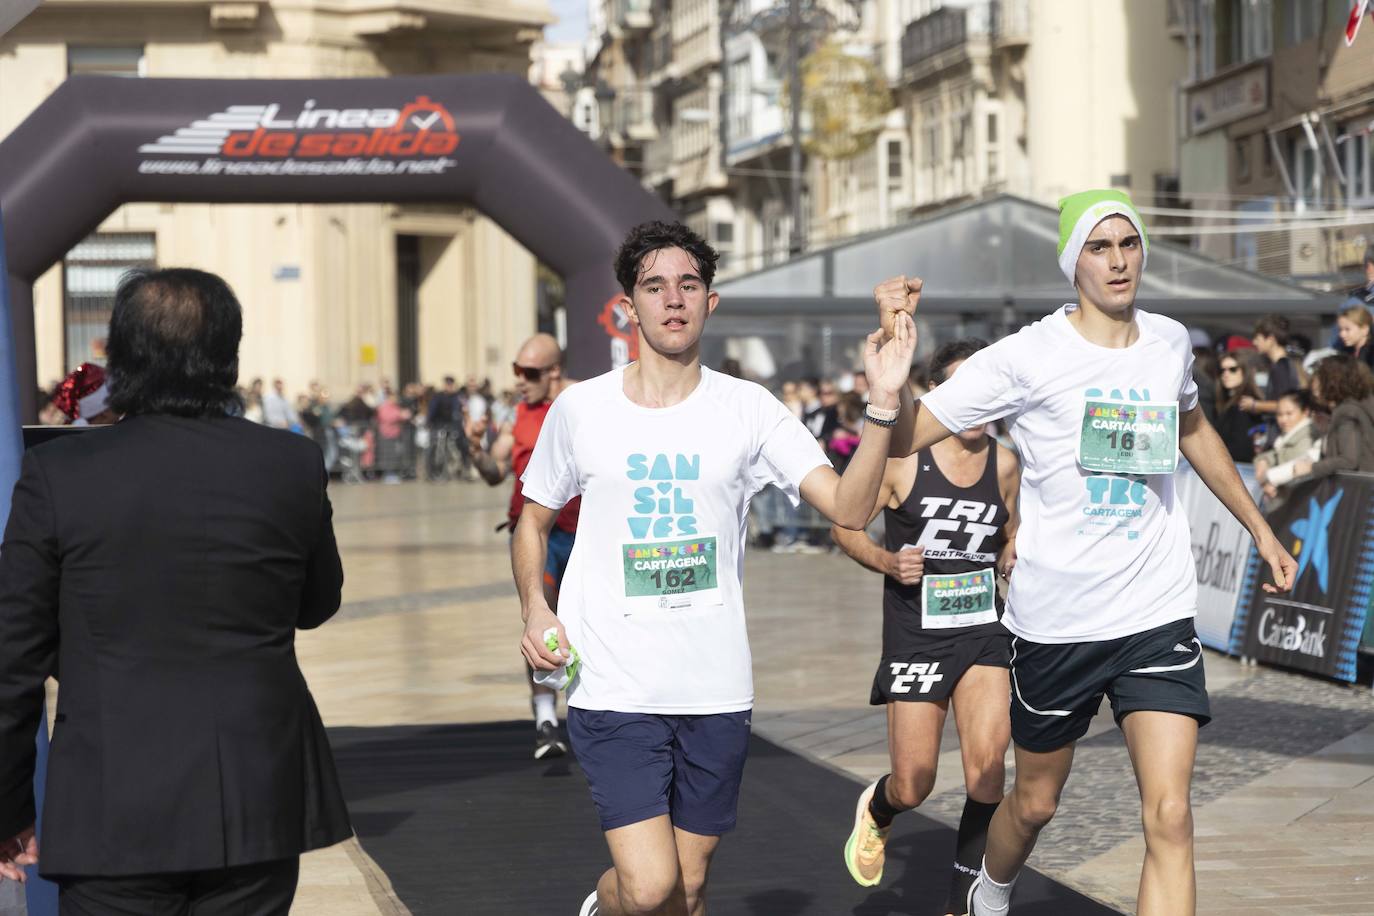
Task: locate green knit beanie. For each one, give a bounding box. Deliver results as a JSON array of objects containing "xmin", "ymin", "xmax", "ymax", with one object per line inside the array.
[{"xmin": 1056, "ymin": 189, "xmax": 1149, "ymax": 285}]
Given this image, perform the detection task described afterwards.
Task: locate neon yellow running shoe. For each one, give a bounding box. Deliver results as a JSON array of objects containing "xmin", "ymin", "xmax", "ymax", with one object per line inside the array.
[{"xmin": 844, "ymin": 780, "xmax": 891, "ymax": 887}]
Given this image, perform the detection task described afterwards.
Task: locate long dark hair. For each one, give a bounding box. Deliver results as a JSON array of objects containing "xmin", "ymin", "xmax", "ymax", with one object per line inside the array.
[
  {"xmin": 1215, "ymin": 351, "xmax": 1261, "ymax": 414},
  {"xmin": 106, "ymin": 267, "xmax": 245, "ymax": 418}
]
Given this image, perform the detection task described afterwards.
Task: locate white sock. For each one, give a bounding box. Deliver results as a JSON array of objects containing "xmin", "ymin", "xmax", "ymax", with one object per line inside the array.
[
  {"xmin": 972, "ymin": 857, "xmax": 1016, "ymax": 914},
  {"xmin": 533, "ymin": 693, "xmax": 557, "ymax": 728}
]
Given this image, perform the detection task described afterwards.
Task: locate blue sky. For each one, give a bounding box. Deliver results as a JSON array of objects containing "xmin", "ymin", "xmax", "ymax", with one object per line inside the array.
[{"xmin": 546, "ymin": 0, "xmax": 589, "ymax": 43}]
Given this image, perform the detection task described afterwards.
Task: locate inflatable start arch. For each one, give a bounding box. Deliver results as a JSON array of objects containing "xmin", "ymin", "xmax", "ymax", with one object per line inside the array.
[{"xmin": 0, "ymin": 73, "xmax": 672, "ymax": 418}]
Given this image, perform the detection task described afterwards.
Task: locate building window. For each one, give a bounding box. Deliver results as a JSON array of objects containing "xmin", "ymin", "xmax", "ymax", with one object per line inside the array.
[
  {"xmin": 1289, "ymin": 135, "xmax": 1322, "ymax": 208},
  {"xmin": 1228, "ymin": 0, "xmax": 1272, "ymax": 65},
  {"xmin": 63, "ymin": 233, "xmax": 156, "ymax": 373},
  {"xmin": 1280, "ymin": 0, "xmax": 1321, "ymax": 46},
  {"xmin": 985, "ymin": 110, "xmax": 1000, "ymax": 181},
  {"xmin": 924, "ymin": 123, "xmax": 941, "ymax": 166},
  {"xmin": 1198, "ymin": 0, "xmax": 1218, "ymax": 78},
  {"xmin": 1235, "ymin": 136, "xmax": 1251, "ymax": 183},
  {"xmin": 67, "ymin": 45, "xmax": 145, "ymax": 77},
  {"xmin": 953, "ymin": 111, "xmax": 972, "ymax": 160},
  {"xmin": 887, "ymin": 139, "xmax": 904, "ymax": 180},
  {"xmin": 1342, "ymin": 125, "xmax": 1373, "ymax": 204},
  {"xmin": 728, "ymin": 57, "xmax": 751, "ymax": 150}
]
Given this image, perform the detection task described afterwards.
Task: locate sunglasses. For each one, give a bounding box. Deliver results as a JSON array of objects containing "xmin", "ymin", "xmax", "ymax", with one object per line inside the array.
[
  {"xmin": 513, "ymin": 363, "xmax": 552, "ymax": 382},
  {"xmin": 1220, "ymin": 365, "xmax": 1243, "ymax": 374}
]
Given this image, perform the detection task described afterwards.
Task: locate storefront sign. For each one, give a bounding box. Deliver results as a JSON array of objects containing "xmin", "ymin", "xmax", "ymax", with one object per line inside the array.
[
  {"xmin": 1187, "ymin": 63, "xmax": 1269, "ymax": 135},
  {"xmin": 1231, "ymin": 473, "xmax": 1374, "ymax": 681}
]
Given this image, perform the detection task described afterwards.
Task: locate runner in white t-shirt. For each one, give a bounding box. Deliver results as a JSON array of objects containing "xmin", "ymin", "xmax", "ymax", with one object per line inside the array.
[
  {"xmin": 877, "ymin": 190, "xmax": 1296, "ymax": 916},
  {"xmin": 513, "ymin": 220, "xmax": 918, "ymax": 916}
]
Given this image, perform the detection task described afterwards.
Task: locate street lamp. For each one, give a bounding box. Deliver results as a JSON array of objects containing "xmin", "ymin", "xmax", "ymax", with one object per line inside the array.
[{"xmin": 722, "ymin": 0, "xmax": 864, "ymax": 257}]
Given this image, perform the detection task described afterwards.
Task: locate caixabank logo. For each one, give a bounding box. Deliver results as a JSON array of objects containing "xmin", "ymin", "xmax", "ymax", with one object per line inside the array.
[{"xmin": 137, "ymin": 96, "xmax": 460, "ymax": 177}]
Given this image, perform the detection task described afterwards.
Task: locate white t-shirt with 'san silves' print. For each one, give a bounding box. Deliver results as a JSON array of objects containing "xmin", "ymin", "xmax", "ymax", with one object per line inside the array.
[
  {"xmin": 521, "ymin": 366, "xmax": 830, "ymax": 714},
  {"xmin": 921, "ymin": 305, "xmax": 1201, "ymax": 644}
]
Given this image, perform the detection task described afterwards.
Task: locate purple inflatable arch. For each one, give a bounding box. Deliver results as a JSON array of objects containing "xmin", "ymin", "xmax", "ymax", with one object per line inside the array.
[{"xmin": 0, "ymin": 73, "xmax": 672, "ymax": 418}]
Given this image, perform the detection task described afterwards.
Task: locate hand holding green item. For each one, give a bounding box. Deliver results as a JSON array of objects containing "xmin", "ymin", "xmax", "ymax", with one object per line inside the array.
[{"xmin": 531, "ymin": 626, "xmax": 580, "ymax": 690}]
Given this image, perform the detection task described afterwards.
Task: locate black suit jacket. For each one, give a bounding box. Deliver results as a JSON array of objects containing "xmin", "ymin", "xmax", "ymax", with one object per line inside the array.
[{"xmin": 0, "ymin": 414, "xmax": 351, "ymax": 877}]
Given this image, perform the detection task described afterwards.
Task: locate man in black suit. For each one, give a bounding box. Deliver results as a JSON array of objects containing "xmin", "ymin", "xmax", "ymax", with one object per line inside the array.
[{"xmin": 0, "ymin": 268, "xmax": 351, "ymax": 914}]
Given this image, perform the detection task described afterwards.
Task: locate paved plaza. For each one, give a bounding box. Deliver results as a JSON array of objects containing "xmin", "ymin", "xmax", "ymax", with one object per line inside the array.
[{"xmin": 283, "ymin": 480, "xmax": 1374, "ymax": 915}]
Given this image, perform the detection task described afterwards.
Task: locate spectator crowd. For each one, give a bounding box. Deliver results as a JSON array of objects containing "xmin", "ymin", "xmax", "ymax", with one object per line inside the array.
[
  {"xmin": 745, "ymin": 307, "xmax": 1374, "ymax": 549},
  {"xmin": 39, "ymin": 371, "xmax": 519, "ymax": 486},
  {"xmin": 36, "ymin": 308, "xmax": 1374, "ymax": 523}
]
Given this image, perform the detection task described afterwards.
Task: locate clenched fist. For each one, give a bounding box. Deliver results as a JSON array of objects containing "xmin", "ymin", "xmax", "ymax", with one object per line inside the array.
[
  {"xmin": 874, "ymin": 275, "xmax": 923, "ymax": 340},
  {"xmin": 886, "ymin": 545, "xmax": 924, "ymax": 585}
]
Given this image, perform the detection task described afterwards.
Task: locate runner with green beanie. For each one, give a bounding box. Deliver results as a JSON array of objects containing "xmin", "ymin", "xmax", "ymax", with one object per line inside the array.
[{"xmin": 870, "ymin": 189, "xmax": 1296, "ymax": 915}]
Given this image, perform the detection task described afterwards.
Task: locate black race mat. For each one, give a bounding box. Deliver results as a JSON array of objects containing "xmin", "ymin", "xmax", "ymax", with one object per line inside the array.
[{"xmin": 328, "ymin": 721, "xmax": 1121, "ymax": 915}]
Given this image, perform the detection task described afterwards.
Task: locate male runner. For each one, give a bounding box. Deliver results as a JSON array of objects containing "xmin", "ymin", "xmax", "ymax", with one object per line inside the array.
[
  {"xmin": 877, "ymin": 190, "xmax": 1296, "ymax": 916},
  {"xmin": 836, "ymin": 339, "xmax": 1019, "ymax": 915},
  {"xmin": 469, "ymin": 333, "xmax": 579, "ymax": 759},
  {"xmin": 513, "ymin": 221, "xmax": 916, "ymax": 916}
]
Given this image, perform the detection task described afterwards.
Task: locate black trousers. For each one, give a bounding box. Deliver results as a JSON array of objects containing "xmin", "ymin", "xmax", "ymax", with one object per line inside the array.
[{"xmin": 56, "ymin": 857, "xmax": 299, "ymax": 916}]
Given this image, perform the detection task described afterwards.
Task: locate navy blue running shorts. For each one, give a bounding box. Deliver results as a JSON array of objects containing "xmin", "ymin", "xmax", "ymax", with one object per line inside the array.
[
  {"xmin": 567, "ymin": 708, "xmax": 751, "ymax": 835},
  {"xmin": 1009, "ymin": 617, "xmax": 1211, "ymax": 753}
]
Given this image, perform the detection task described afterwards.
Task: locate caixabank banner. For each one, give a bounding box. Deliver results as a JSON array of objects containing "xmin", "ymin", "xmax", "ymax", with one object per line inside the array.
[{"xmin": 1230, "ymin": 472, "xmax": 1374, "ymax": 681}]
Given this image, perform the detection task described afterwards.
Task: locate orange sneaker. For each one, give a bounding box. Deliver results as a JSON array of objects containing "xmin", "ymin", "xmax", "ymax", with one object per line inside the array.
[{"xmin": 843, "ymin": 780, "xmax": 891, "ymax": 887}]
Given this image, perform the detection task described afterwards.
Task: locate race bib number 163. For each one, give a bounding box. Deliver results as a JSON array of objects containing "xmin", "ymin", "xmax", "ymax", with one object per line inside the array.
[{"xmin": 1077, "ymin": 399, "xmax": 1179, "ymax": 475}]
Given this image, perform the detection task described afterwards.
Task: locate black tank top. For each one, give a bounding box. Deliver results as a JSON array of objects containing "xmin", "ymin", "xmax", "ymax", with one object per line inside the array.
[{"xmin": 881, "ymin": 439, "xmax": 1010, "ymax": 655}]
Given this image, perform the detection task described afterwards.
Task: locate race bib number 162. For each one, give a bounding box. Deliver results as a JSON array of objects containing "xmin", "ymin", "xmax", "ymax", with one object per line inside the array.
[{"xmin": 621, "ymin": 534, "xmax": 722, "ymax": 612}]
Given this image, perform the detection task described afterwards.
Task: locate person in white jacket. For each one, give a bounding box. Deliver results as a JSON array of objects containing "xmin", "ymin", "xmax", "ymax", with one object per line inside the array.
[{"xmin": 1254, "ymin": 390, "xmax": 1320, "ymax": 507}]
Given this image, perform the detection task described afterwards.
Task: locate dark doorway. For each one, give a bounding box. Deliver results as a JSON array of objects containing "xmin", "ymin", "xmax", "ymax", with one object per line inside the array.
[{"xmin": 395, "ymin": 234, "xmax": 420, "ymax": 387}]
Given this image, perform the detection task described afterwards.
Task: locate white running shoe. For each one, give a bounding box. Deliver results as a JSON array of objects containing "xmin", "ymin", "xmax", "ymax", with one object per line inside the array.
[{"xmin": 578, "ymin": 890, "xmax": 599, "ymax": 916}]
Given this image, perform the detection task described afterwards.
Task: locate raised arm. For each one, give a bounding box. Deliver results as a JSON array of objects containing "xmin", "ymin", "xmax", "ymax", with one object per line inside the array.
[
  {"xmin": 800, "ymin": 315, "xmax": 917, "ymax": 528},
  {"xmin": 873, "ymin": 275, "xmax": 962, "ymax": 458},
  {"xmin": 891, "ymin": 385, "xmax": 958, "ymax": 458},
  {"xmin": 470, "ymin": 419, "xmax": 515, "ymax": 486},
  {"xmin": 1179, "ymin": 405, "xmax": 1295, "ymax": 593}
]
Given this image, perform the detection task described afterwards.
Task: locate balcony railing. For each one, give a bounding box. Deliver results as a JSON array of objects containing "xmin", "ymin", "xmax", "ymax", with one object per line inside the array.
[{"xmin": 901, "ymin": 5, "xmax": 991, "ymax": 72}]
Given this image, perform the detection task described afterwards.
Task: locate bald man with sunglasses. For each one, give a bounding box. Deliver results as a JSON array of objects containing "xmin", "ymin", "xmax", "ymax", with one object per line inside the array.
[{"xmin": 469, "ymin": 333, "xmax": 580, "ymax": 759}]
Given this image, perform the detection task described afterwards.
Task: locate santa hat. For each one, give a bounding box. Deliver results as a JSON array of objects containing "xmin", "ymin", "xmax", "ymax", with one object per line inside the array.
[
  {"xmin": 52, "ymin": 363, "xmax": 109, "ymax": 423},
  {"xmin": 1056, "ymin": 189, "xmax": 1150, "ymax": 286}
]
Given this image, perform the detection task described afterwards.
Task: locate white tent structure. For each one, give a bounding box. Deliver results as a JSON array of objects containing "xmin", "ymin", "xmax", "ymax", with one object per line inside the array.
[{"xmin": 707, "ymin": 195, "xmax": 1343, "ymax": 381}]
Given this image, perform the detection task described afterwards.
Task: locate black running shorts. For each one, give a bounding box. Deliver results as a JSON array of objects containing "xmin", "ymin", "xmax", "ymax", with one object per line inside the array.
[
  {"xmin": 870, "ymin": 633, "xmax": 1011, "ymax": 705},
  {"xmin": 1009, "ymin": 617, "xmax": 1211, "ymax": 753}
]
